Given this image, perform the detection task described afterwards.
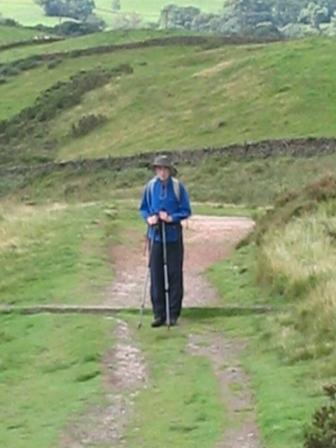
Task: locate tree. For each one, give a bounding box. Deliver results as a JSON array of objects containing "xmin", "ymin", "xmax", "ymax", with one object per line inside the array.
[
  {"xmin": 222, "ymin": 0, "xmax": 274, "ymax": 32},
  {"xmin": 271, "ymin": 0, "xmax": 306, "ymax": 25},
  {"xmin": 36, "ymin": 0, "xmax": 95, "ymax": 21},
  {"xmin": 159, "ymin": 4, "xmax": 201, "ymax": 30},
  {"xmin": 298, "ymin": 1, "xmax": 329, "ymax": 27}
]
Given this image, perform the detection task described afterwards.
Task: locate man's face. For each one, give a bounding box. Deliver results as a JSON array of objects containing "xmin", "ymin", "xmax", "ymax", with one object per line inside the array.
[{"xmin": 155, "ymin": 166, "xmax": 171, "ymax": 182}]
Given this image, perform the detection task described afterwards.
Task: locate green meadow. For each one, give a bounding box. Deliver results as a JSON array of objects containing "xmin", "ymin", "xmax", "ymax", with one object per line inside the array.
[
  {"xmin": 1, "ymin": 34, "xmax": 336, "ymax": 168},
  {"xmin": 0, "ymin": 22, "xmax": 335, "ymax": 448},
  {"xmin": 0, "ymin": 0, "xmax": 224, "ymax": 27}
]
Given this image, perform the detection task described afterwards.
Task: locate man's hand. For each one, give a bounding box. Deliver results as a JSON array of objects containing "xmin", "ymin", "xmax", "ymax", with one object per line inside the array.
[
  {"xmin": 147, "ymin": 215, "xmax": 159, "ymax": 226},
  {"xmin": 159, "ymin": 211, "xmax": 173, "ymax": 223}
]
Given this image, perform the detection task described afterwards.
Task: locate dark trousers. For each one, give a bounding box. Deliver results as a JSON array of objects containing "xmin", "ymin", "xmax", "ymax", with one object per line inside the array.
[{"xmin": 150, "ymin": 239, "xmax": 184, "ymax": 320}]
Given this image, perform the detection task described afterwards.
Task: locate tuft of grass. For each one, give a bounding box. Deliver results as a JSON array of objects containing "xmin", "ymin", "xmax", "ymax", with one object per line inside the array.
[{"xmin": 255, "ymin": 199, "xmax": 336, "ymax": 363}]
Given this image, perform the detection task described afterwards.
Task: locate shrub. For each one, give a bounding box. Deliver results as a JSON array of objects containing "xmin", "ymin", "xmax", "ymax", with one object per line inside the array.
[
  {"xmin": 71, "ymin": 114, "xmax": 108, "ymax": 137},
  {"xmin": 304, "ymin": 384, "xmax": 336, "ymax": 448},
  {"xmin": 0, "ymin": 64, "xmax": 133, "ymax": 165},
  {"xmin": 0, "ymin": 56, "xmax": 43, "ymax": 79},
  {"xmin": 0, "ymin": 65, "xmax": 21, "ymax": 77},
  {"xmin": 47, "ymin": 59, "xmax": 63, "ymax": 70},
  {"xmin": 14, "ymin": 56, "xmax": 42, "ymax": 71}
]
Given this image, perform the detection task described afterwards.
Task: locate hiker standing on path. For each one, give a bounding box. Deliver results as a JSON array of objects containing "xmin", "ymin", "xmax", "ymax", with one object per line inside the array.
[{"xmin": 139, "ymin": 155, "xmax": 192, "ymax": 328}]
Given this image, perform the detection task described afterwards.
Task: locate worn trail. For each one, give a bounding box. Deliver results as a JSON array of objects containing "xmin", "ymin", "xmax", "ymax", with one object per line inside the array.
[
  {"xmin": 60, "ymin": 215, "xmax": 260, "ymax": 447},
  {"xmin": 60, "ymin": 319, "xmax": 147, "ymax": 447},
  {"xmin": 104, "ymin": 215, "xmax": 254, "ymax": 309}
]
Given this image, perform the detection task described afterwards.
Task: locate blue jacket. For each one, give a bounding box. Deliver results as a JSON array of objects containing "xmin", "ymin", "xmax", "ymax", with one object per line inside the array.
[{"xmin": 139, "ymin": 176, "xmax": 192, "ymax": 243}]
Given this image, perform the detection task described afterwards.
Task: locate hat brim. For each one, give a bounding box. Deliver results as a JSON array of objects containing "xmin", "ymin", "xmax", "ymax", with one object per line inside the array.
[{"xmin": 151, "ymin": 163, "xmax": 177, "ymax": 176}]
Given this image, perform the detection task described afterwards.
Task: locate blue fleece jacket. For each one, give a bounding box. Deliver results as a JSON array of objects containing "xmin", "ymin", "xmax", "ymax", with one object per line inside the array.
[{"xmin": 139, "ymin": 176, "xmax": 192, "ymax": 243}]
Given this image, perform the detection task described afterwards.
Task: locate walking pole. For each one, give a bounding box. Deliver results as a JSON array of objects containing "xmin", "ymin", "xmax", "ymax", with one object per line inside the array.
[
  {"xmin": 138, "ymin": 226, "xmax": 155, "ymax": 330},
  {"xmin": 161, "ymin": 220, "xmax": 171, "ymax": 329}
]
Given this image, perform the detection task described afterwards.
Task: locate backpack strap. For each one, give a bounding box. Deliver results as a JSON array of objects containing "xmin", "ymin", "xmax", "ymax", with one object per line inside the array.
[
  {"xmin": 146, "ymin": 176, "xmax": 181, "ymax": 207},
  {"xmin": 146, "ymin": 177, "xmax": 157, "ymax": 208},
  {"xmin": 172, "ymin": 177, "xmax": 181, "ymax": 202}
]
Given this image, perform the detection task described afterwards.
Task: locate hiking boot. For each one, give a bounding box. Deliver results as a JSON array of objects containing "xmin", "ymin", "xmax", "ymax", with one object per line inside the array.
[{"xmin": 151, "ymin": 317, "xmax": 166, "ymax": 328}]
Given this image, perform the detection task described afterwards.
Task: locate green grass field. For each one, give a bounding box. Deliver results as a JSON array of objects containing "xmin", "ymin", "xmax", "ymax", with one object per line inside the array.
[
  {"xmin": 0, "ymin": 200, "xmax": 117, "ymax": 447},
  {"xmin": 0, "ymin": 0, "xmax": 223, "ymax": 27},
  {"xmin": 0, "ymin": 0, "xmax": 61, "ymax": 26},
  {"xmin": 0, "ymin": 313, "xmax": 115, "ymax": 448},
  {"xmin": 1, "ymin": 25, "xmax": 336, "ymax": 448},
  {"xmin": 0, "ymin": 24, "xmax": 45, "ymax": 45},
  {"xmin": 5, "ymin": 152, "xmax": 336, "ymax": 208},
  {"xmin": 2, "ymin": 35, "xmax": 336, "ymax": 166},
  {"xmin": 0, "ymin": 199, "xmax": 331, "ymax": 448},
  {"xmin": 0, "ymin": 29, "xmax": 184, "ymax": 63}
]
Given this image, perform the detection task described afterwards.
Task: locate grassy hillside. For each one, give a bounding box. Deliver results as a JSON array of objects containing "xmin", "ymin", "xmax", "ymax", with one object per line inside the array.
[
  {"xmin": 1, "ymin": 20, "xmax": 336, "ymax": 448},
  {"xmin": 1, "ymin": 34, "xmax": 336, "ymax": 166},
  {"xmin": 0, "ymin": 24, "xmax": 45, "ymax": 45},
  {"xmin": 0, "ymin": 29, "xmax": 186, "ymax": 63},
  {"xmin": 0, "ymin": 1, "xmax": 61, "ymax": 27},
  {"xmin": 2, "ymin": 152, "xmax": 336, "ymax": 208},
  {"xmin": 255, "ymin": 176, "xmax": 336, "ymax": 365},
  {"xmin": 0, "ymin": 0, "xmax": 223, "ymax": 27}
]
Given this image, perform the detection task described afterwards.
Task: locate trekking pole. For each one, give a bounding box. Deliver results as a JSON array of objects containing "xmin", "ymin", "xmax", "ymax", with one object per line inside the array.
[
  {"xmin": 138, "ymin": 226, "xmax": 155, "ymax": 330},
  {"xmin": 161, "ymin": 220, "xmax": 171, "ymax": 329}
]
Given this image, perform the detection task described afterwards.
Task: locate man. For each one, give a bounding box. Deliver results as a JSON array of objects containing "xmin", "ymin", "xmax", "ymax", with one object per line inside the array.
[{"xmin": 139, "ymin": 155, "xmax": 192, "ymax": 328}]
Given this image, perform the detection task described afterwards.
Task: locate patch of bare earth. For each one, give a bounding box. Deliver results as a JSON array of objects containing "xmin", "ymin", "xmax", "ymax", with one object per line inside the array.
[{"xmin": 59, "ymin": 319, "xmax": 147, "ymax": 448}]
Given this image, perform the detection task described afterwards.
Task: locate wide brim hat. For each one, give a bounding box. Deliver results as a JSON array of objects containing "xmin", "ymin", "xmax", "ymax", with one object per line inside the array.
[{"xmin": 151, "ymin": 155, "xmax": 177, "ymax": 176}]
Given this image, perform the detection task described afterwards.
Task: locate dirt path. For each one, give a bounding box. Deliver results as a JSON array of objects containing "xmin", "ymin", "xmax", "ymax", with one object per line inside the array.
[
  {"xmin": 60, "ymin": 319, "xmax": 147, "ymax": 448},
  {"xmin": 104, "ymin": 215, "xmax": 254, "ymax": 308},
  {"xmin": 188, "ymin": 334, "xmax": 261, "ymax": 448},
  {"xmin": 61, "ymin": 215, "xmax": 259, "ymax": 447}
]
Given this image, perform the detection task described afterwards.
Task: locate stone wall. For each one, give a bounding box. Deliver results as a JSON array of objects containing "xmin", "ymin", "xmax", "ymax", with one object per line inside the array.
[{"xmin": 1, "ymin": 137, "xmax": 336, "ymax": 177}]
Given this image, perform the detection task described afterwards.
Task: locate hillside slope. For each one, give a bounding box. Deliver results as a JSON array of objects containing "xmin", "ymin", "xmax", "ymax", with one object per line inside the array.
[
  {"xmin": 0, "ymin": 24, "xmax": 46, "ymax": 46},
  {"xmin": 1, "ymin": 34, "xmax": 336, "ymax": 166}
]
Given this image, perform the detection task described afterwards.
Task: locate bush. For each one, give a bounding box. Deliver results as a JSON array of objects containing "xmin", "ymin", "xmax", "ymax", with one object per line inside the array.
[
  {"xmin": 0, "ymin": 56, "xmax": 43, "ymax": 79},
  {"xmin": 0, "ymin": 65, "xmax": 21, "ymax": 77},
  {"xmin": 14, "ymin": 56, "xmax": 41, "ymax": 71},
  {"xmin": 0, "ymin": 64, "xmax": 133, "ymax": 164},
  {"xmin": 304, "ymin": 384, "xmax": 336, "ymax": 448},
  {"xmin": 0, "ymin": 17, "xmax": 18, "ymax": 27},
  {"xmin": 53, "ymin": 19, "xmax": 104, "ymax": 36},
  {"xmin": 71, "ymin": 114, "xmax": 108, "ymax": 137},
  {"xmin": 47, "ymin": 59, "xmax": 63, "ymax": 70}
]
